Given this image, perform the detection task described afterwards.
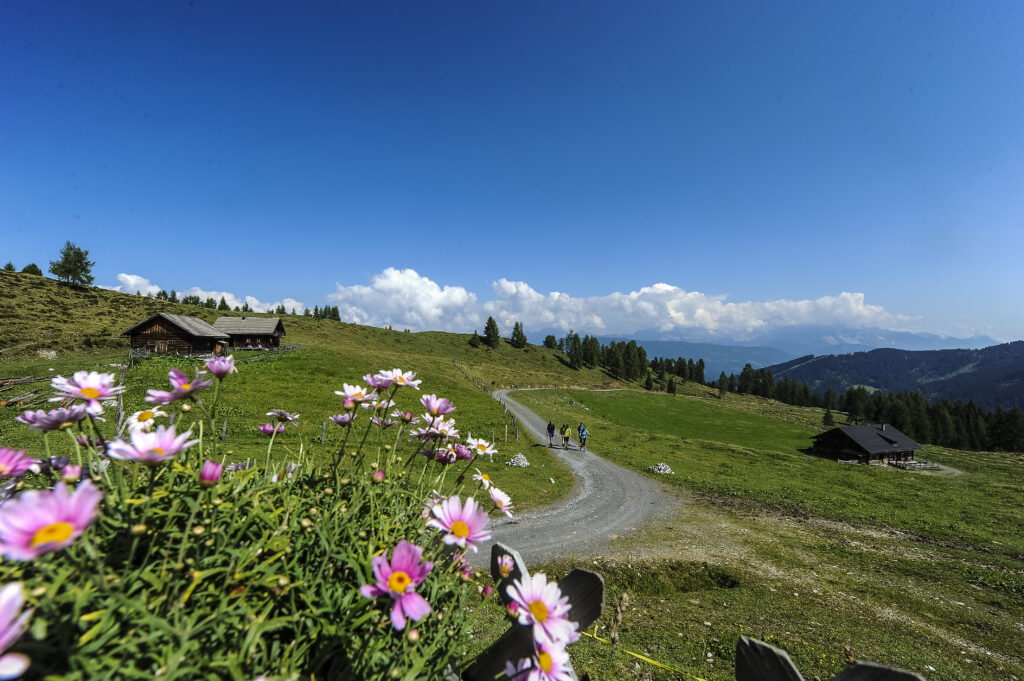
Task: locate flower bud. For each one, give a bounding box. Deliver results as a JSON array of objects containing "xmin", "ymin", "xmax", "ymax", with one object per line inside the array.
[
  {"xmin": 406, "ymin": 628, "xmax": 420, "ymax": 642},
  {"xmin": 371, "ymin": 469, "xmax": 385, "ymax": 483},
  {"xmin": 181, "ymin": 402, "xmax": 192, "ymax": 412},
  {"xmin": 131, "ymin": 523, "xmax": 148, "ymax": 535}
]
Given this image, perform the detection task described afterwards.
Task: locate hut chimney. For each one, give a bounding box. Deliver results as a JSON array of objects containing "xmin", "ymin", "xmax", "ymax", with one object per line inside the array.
[{"xmin": 881, "ymin": 424, "xmax": 886, "ymax": 431}]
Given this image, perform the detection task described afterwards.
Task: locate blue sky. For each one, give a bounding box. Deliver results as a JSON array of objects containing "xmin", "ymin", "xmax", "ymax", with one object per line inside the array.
[{"xmin": 2, "ymin": 2, "xmax": 1022, "ymax": 341}]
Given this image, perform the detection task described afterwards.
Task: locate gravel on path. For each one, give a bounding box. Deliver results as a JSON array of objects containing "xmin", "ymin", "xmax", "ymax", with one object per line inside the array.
[{"xmin": 472, "ymin": 389, "xmax": 679, "ymax": 566}]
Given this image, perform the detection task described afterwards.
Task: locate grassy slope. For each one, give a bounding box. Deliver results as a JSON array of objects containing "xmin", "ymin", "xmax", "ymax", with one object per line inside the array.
[
  {"xmin": 0, "ymin": 271, "xmax": 619, "ymax": 510},
  {"xmin": 508, "ymin": 387, "xmax": 1024, "ymax": 681}
]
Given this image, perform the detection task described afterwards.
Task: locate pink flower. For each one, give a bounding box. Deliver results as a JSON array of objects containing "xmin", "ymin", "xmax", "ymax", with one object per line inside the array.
[
  {"xmin": 334, "ymin": 383, "xmax": 377, "ymax": 404},
  {"xmin": 507, "ymin": 573, "xmax": 579, "ymax": 645},
  {"xmin": 266, "ymin": 409, "xmax": 299, "ymax": 424},
  {"xmin": 466, "ymin": 435, "xmax": 496, "ymax": 461},
  {"xmin": 434, "ymin": 447, "xmax": 456, "ymax": 464},
  {"xmin": 199, "ymin": 460, "xmax": 223, "ymax": 487},
  {"xmin": 489, "ymin": 487, "xmax": 514, "ymax": 518},
  {"xmin": 371, "ymin": 469, "xmax": 386, "ymax": 483},
  {"xmin": 365, "ymin": 398, "xmax": 395, "ymax": 412},
  {"xmin": 125, "ymin": 408, "xmax": 167, "ymax": 433},
  {"xmin": 0, "ymin": 450, "xmax": 33, "ymax": 479},
  {"xmin": 426, "ymin": 495, "xmax": 490, "ymax": 553},
  {"xmin": 411, "ymin": 415, "xmax": 459, "ymax": 442},
  {"xmin": 0, "ymin": 582, "xmax": 33, "ymax": 678},
  {"xmin": 50, "ymin": 371, "xmax": 123, "ymax": 416},
  {"xmin": 0, "ymin": 480, "xmax": 102, "ymax": 560},
  {"xmin": 106, "ymin": 425, "xmax": 198, "ymax": 466},
  {"xmin": 205, "ymin": 355, "xmax": 237, "ymax": 379},
  {"xmin": 391, "ymin": 410, "xmax": 418, "ymax": 425},
  {"xmin": 371, "ymin": 416, "xmax": 397, "ymax": 429},
  {"xmin": 329, "ymin": 413, "xmax": 356, "ymax": 427},
  {"xmin": 505, "ymin": 640, "xmax": 573, "ymax": 681},
  {"xmin": 498, "ymin": 554, "xmax": 515, "ymax": 578},
  {"xmin": 420, "ymin": 394, "xmax": 455, "ymax": 417},
  {"xmin": 453, "ymin": 443, "xmax": 473, "ymax": 460},
  {"xmin": 359, "ymin": 540, "xmax": 433, "ymax": 631},
  {"xmin": 378, "ymin": 369, "xmax": 422, "ymax": 390},
  {"xmin": 16, "ymin": 405, "xmax": 90, "ymax": 431},
  {"xmin": 258, "ymin": 423, "xmax": 286, "ymax": 436},
  {"xmin": 145, "ymin": 368, "xmax": 213, "ymax": 405},
  {"xmin": 363, "ymin": 373, "xmax": 393, "ymax": 391},
  {"xmin": 62, "ymin": 465, "xmax": 82, "ymax": 483}
]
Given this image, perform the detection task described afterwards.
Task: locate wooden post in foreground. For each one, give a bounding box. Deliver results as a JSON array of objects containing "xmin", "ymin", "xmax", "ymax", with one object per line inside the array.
[{"xmin": 460, "ymin": 543, "xmax": 604, "ymax": 681}]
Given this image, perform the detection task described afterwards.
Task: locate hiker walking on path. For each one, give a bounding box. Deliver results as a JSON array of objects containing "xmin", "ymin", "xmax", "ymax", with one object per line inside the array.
[
  {"xmin": 579, "ymin": 426, "xmax": 589, "ymax": 450},
  {"xmin": 560, "ymin": 424, "xmax": 570, "ymax": 449},
  {"xmin": 547, "ymin": 421, "xmax": 556, "ymax": 447},
  {"xmin": 577, "ymin": 422, "xmax": 585, "ymax": 441}
]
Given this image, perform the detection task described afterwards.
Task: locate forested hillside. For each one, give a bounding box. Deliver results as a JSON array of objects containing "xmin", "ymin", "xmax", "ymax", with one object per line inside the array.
[{"xmin": 766, "ymin": 342, "xmax": 1024, "ymax": 410}]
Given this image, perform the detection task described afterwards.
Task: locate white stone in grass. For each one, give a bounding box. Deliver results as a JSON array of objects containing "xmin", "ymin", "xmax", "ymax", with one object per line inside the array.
[
  {"xmin": 549, "ymin": 477, "xmax": 555, "ymax": 484},
  {"xmin": 506, "ymin": 453, "xmax": 530, "ymax": 467},
  {"xmin": 648, "ymin": 462, "xmax": 674, "ymax": 475}
]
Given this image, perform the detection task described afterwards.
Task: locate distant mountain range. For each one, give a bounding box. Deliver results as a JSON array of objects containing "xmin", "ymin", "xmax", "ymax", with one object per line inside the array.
[
  {"xmin": 538, "ymin": 325, "xmax": 1002, "ymax": 377},
  {"xmin": 764, "ymin": 341, "xmax": 1024, "ymax": 411}
]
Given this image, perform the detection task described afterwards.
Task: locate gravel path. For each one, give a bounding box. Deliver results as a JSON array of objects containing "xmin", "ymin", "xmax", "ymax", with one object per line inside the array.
[{"xmin": 471, "ymin": 389, "xmax": 679, "ymax": 566}]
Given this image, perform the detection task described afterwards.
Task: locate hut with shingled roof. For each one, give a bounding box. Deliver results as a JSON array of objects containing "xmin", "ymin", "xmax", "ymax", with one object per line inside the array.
[
  {"xmin": 212, "ymin": 316, "xmax": 285, "ymax": 349},
  {"xmin": 812, "ymin": 424, "xmax": 921, "ymax": 464},
  {"xmin": 120, "ymin": 313, "xmax": 230, "ymax": 355}
]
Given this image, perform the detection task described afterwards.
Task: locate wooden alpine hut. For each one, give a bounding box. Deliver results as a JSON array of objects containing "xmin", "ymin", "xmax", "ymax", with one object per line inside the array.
[
  {"xmin": 120, "ymin": 313, "xmax": 230, "ymax": 355},
  {"xmin": 812, "ymin": 424, "xmax": 921, "ymax": 464},
  {"xmin": 212, "ymin": 316, "xmax": 286, "ymax": 349}
]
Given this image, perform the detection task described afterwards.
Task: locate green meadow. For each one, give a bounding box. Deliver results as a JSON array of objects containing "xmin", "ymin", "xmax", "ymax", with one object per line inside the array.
[
  {"xmin": 508, "ymin": 387, "xmax": 1024, "ymax": 681},
  {"xmin": 3, "ymin": 271, "xmax": 1023, "ymax": 680}
]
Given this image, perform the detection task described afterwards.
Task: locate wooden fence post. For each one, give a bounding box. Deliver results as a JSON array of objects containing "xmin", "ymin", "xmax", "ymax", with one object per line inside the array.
[
  {"xmin": 460, "ymin": 542, "xmax": 604, "ymax": 681},
  {"xmin": 221, "ymin": 419, "xmax": 228, "ymax": 441},
  {"xmin": 321, "ymin": 421, "xmax": 327, "ymax": 444}
]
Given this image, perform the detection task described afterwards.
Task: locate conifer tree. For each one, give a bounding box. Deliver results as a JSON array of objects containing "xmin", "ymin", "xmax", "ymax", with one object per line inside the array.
[
  {"xmin": 20, "ymin": 263, "xmax": 42, "ymax": 275},
  {"xmin": 510, "ymin": 321, "xmax": 527, "ymax": 349},
  {"xmin": 823, "ymin": 408, "xmax": 835, "ymax": 427},
  {"xmin": 644, "ymin": 373, "xmax": 654, "ymax": 391},
  {"xmin": 48, "ymin": 241, "xmax": 95, "ymax": 286},
  {"xmin": 483, "ymin": 316, "xmax": 501, "ymax": 348},
  {"xmin": 3, "ymin": 262, "xmax": 15, "ymax": 271},
  {"xmin": 217, "ymin": 296, "xmax": 230, "ymax": 311},
  {"xmin": 543, "ymin": 335, "xmax": 557, "ymax": 349},
  {"xmin": 667, "ymin": 376, "xmax": 676, "ymax": 394},
  {"xmin": 719, "ymin": 371, "xmax": 728, "ymax": 399},
  {"xmin": 469, "ymin": 331, "xmax": 482, "ymax": 348}
]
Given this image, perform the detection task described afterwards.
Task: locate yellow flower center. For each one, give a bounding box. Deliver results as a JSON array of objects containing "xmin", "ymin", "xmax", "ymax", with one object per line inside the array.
[
  {"xmin": 60, "ymin": 421, "xmax": 74, "ymax": 430},
  {"xmin": 149, "ymin": 448, "xmax": 165, "ymax": 457},
  {"xmin": 481, "ymin": 473, "xmax": 490, "ymax": 481},
  {"xmin": 80, "ymin": 387, "xmax": 100, "ymax": 399},
  {"xmin": 30, "ymin": 521, "xmax": 74, "ymax": 548},
  {"xmin": 387, "ymin": 570, "xmax": 411, "ymax": 593},
  {"xmin": 139, "ymin": 411, "xmax": 154, "ymax": 422},
  {"xmin": 0, "ymin": 465, "xmax": 7, "ymax": 474},
  {"xmin": 181, "ymin": 383, "xmax": 191, "ymax": 391},
  {"xmin": 538, "ymin": 651, "xmax": 553, "ymax": 672},
  {"xmin": 451, "ymin": 520, "xmax": 470, "ymax": 538},
  {"xmin": 529, "ymin": 600, "xmax": 548, "ymax": 623},
  {"xmin": 497, "ymin": 499, "xmax": 506, "ymax": 507}
]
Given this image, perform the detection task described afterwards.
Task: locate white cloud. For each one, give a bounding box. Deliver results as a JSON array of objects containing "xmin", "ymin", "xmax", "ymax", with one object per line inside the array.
[
  {"xmin": 327, "ymin": 268, "xmax": 480, "ymax": 331},
  {"xmin": 329, "ymin": 269, "xmax": 912, "ymax": 339},
  {"xmin": 102, "ymin": 273, "xmax": 306, "ymax": 314}
]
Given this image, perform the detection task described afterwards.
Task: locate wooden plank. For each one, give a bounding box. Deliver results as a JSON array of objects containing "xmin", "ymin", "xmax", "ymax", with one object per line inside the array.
[
  {"xmin": 736, "ymin": 636, "xmax": 803, "ymax": 681},
  {"xmin": 831, "ymin": 662, "xmax": 925, "ymax": 681}
]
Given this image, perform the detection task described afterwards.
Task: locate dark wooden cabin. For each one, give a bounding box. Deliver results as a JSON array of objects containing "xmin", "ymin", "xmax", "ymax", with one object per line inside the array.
[
  {"xmin": 812, "ymin": 424, "xmax": 921, "ymax": 464},
  {"xmin": 212, "ymin": 316, "xmax": 285, "ymax": 349},
  {"xmin": 121, "ymin": 313, "xmax": 230, "ymax": 355}
]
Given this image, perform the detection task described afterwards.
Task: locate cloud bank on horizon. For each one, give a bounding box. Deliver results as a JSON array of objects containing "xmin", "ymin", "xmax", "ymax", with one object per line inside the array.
[
  {"xmin": 103, "ymin": 273, "xmax": 306, "ymax": 316},
  {"xmin": 326, "ymin": 267, "xmax": 916, "ymax": 339},
  {"xmin": 105, "ymin": 267, "xmax": 918, "ymax": 340}
]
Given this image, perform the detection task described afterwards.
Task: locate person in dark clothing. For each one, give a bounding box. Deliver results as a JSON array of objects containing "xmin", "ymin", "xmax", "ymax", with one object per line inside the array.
[
  {"xmin": 547, "ymin": 421, "xmax": 556, "ymax": 447},
  {"xmin": 579, "ymin": 426, "xmax": 589, "ymax": 450}
]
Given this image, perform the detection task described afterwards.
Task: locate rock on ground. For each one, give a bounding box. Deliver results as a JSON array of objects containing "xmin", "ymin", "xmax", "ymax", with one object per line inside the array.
[
  {"xmin": 648, "ymin": 463, "xmax": 674, "ymax": 475},
  {"xmin": 506, "ymin": 453, "xmax": 530, "ymax": 467}
]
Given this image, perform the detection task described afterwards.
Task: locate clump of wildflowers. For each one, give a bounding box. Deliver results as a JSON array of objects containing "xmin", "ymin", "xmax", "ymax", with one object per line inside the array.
[
  {"xmin": 359, "ymin": 540, "xmax": 433, "ymax": 631},
  {"xmin": 0, "ymin": 480, "xmax": 102, "ymax": 560}
]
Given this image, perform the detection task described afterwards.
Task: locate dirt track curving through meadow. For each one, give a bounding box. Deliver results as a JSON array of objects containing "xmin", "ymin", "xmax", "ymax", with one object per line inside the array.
[{"xmin": 470, "ymin": 389, "xmax": 678, "ymax": 566}]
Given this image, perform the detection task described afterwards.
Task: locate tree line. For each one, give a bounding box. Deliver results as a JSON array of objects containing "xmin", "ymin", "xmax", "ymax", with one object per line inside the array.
[{"xmin": 710, "ymin": 362, "xmax": 1024, "ymax": 453}]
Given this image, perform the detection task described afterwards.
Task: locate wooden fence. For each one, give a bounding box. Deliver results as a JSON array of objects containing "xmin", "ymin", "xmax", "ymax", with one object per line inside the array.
[{"xmin": 458, "ymin": 542, "xmax": 925, "ymax": 681}]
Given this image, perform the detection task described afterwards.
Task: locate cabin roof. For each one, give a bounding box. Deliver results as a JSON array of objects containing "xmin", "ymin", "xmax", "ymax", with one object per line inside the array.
[
  {"xmin": 120, "ymin": 313, "xmax": 229, "ymax": 339},
  {"xmin": 212, "ymin": 316, "xmax": 285, "ymax": 335},
  {"xmin": 815, "ymin": 424, "xmax": 921, "ymax": 454}
]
